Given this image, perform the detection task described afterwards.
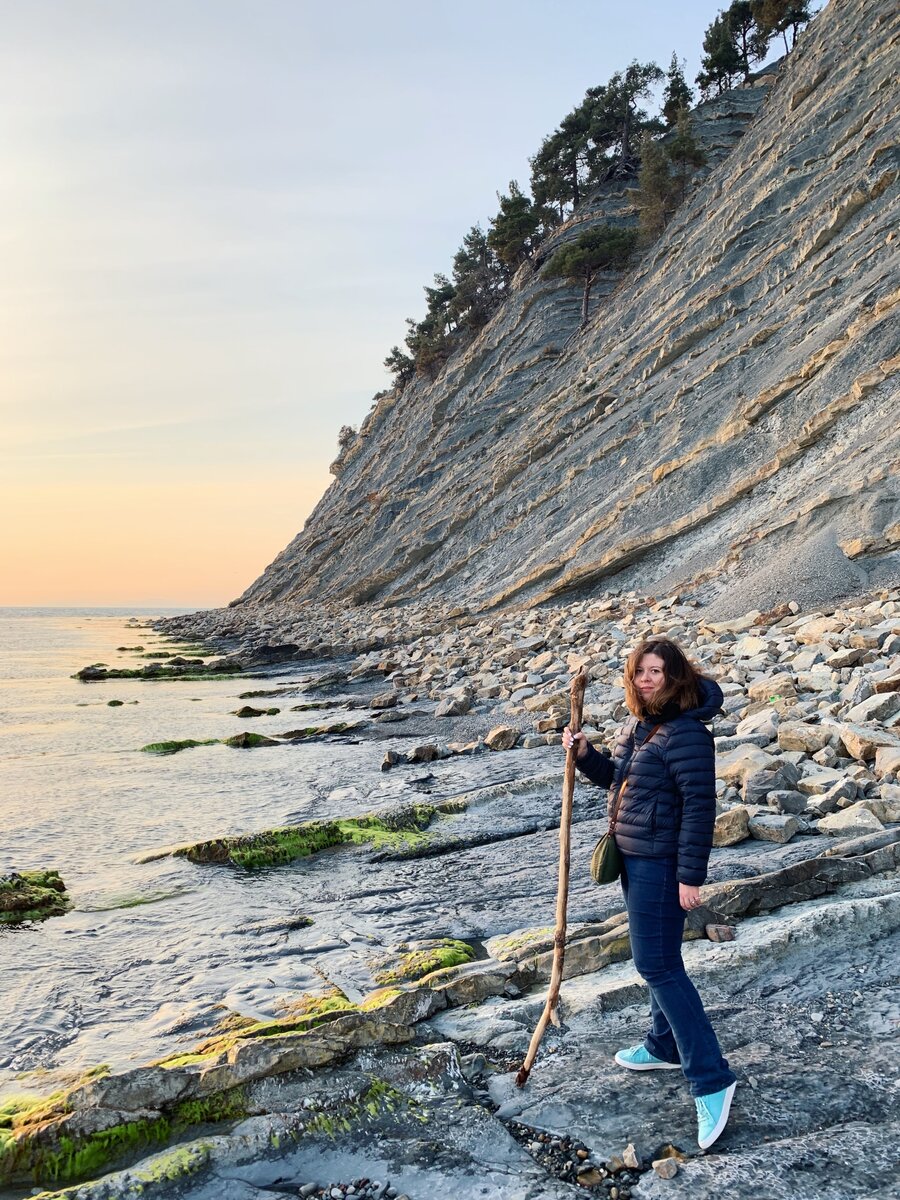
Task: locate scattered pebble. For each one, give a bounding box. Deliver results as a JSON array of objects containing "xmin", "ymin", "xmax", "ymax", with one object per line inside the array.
[{"xmin": 652, "ymin": 1157, "xmax": 679, "ymax": 1179}]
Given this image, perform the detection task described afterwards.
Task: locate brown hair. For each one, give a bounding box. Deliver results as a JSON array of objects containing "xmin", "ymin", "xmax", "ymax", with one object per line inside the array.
[{"xmin": 623, "ymin": 638, "xmax": 704, "ymax": 718}]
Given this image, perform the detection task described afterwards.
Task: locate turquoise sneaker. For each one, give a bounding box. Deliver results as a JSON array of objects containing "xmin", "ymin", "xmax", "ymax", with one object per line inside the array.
[
  {"xmin": 614, "ymin": 1044, "xmax": 681, "ymax": 1071},
  {"xmin": 696, "ymin": 1081, "xmax": 737, "ymax": 1149}
]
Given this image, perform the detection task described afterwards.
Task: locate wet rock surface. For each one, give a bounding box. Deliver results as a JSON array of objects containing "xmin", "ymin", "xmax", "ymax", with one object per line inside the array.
[{"xmin": 11, "ymin": 578, "xmax": 900, "ymax": 1199}]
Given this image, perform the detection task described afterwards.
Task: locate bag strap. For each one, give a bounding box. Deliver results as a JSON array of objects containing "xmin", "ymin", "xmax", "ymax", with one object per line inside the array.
[{"xmin": 608, "ymin": 722, "xmax": 663, "ymax": 835}]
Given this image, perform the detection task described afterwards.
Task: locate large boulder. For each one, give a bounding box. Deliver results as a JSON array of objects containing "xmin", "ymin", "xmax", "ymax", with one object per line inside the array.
[
  {"xmin": 874, "ymin": 746, "xmax": 900, "ymax": 777},
  {"xmin": 836, "ymin": 723, "xmax": 900, "ymax": 762},
  {"xmin": 795, "ymin": 616, "xmax": 846, "ymax": 644},
  {"xmin": 735, "ymin": 708, "xmax": 779, "ymax": 740},
  {"xmin": 844, "ymin": 692, "xmax": 900, "ymax": 725},
  {"xmin": 484, "ymin": 726, "xmax": 520, "ymax": 751},
  {"xmin": 743, "ymin": 760, "xmax": 800, "ymax": 805},
  {"xmin": 818, "ymin": 803, "xmax": 885, "ymax": 837},
  {"xmin": 768, "ymin": 790, "xmax": 809, "ymax": 815},
  {"xmin": 435, "ymin": 693, "xmax": 473, "ymax": 717},
  {"xmin": 777, "ymin": 722, "xmax": 833, "ymax": 754},
  {"xmin": 748, "ymin": 674, "xmax": 796, "ymax": 702},
  {"xmin": 748, "ymin": 813, "xmax": 801, "ymax": 844},
  {"xmin": 716, "ymin": 744, "xmax": 775, "ymax": 785},
  {"xmin": 713, "ymin": 806, "xmax": 751, "ymax": 847}
]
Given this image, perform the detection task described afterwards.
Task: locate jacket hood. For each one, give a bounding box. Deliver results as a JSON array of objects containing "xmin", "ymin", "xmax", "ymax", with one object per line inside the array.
[{"xmin": 682, "ymin": 675, "xmax": 724, "ymax": 723}]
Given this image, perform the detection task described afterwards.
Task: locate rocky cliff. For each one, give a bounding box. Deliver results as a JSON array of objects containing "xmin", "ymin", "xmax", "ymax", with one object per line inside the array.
[{"xmin": 240, "ymin": 0, "xmax": 899, "ymax": 620}]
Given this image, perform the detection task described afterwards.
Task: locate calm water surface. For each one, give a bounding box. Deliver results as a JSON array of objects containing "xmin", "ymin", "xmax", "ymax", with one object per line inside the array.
[{"xmin": 0, "ymin": 608, "xmax": 403, "ymax": 1095}]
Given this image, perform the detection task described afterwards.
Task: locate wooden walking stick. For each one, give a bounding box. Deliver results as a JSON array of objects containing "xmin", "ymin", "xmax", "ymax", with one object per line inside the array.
[{"xmin": 516, "ymin": 667, "xmax": 588, "ymax": 1087}]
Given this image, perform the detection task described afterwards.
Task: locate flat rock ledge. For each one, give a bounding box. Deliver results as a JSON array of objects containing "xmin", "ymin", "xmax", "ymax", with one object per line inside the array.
[
  {"xmin": 10, "ymin": 863, "xmax": 900, "ymax": 1200},
  {"xmin": 5, "ymin": 833, "xmax": 900, "ymax": 1198}
]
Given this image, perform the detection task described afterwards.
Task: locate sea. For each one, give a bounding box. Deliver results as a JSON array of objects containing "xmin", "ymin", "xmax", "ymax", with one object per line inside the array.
[{"xmin": 0, "ymin": 606, "xmax": 410, "ymax": 1099}]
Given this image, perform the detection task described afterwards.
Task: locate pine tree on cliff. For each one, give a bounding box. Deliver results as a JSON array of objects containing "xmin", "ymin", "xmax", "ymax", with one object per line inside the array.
[
  {"xmin": 592, "ymin": 62, "xmax": 664, "ymax": 175},
  {"xmin": 542, "ymin": 225, "xmax": 637, "ymax": 328},
  {"xmin": 530, "ymin": 95, "xmax": 602, "ymax": 216},
  {"xmin": 635, "ymin": 133, "xmax": 674, "ymax": 242},
  {"xmin": 487, "ymin": 182, "xmax": 542, "ymax": 273},
  {"xmin": 662, "ymin": 54, "xmax": 693, "ymax": 127},
  {"xmin": 667, "ymin": 109, "xmax": 706, "ymax": 203},
  {"xmin": 384, "ymin": 345, "xmax": 415, "ymax": 389},
  {"xmin": 726, "ymin": 1, "xmax": 768, "ymax": 79},
  {"xmin": 423, "ymin": 273, "xmax": 457, "ymax": 336},
  {"xmin": 696, "ymin": 13, "xmax": 744, "ymax": 96},
  {"xmin": 751, "ymin": 0, "xmax": 812, "ymax": 54},
  {"xmin": 635, "ymin": 113, "xmax": 707, "ymax": 240},
  {"xmin": 449, "ymin": 225, "xmax": 505, "ymax": 333}
]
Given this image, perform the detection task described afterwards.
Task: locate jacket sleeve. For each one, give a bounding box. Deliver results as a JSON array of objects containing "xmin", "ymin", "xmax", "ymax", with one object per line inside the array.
[
  {"xmin": 577, "ymin": 740, "xmax": 615, "ymax": 788},
  {"xmin": 667, "ymin": 722, "xmax": 716, "ymax": 886}
]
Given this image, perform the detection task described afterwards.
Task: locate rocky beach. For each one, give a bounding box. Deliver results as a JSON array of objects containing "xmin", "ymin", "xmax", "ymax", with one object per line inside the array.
[{"xmin": 3, "ymin": 586, "xmax": 900, "ymax": 1199}]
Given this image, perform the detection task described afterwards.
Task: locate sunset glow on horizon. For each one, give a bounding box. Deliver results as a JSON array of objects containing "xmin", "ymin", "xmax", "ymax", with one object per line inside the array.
[{"xmin": 1, "ymin": 0, "xmax": 753, "ymax": 607}]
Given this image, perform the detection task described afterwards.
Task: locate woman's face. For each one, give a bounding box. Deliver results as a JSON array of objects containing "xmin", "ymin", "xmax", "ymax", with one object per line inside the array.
[{"xmin": 634, "ymin": 652, "xmax": 666, "ymax": 702}]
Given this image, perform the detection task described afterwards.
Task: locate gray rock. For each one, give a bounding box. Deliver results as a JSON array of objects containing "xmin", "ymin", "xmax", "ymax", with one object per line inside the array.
[
  {"xmin": 767, "ymin": 790, "xmax": 809, "ymax": 815},
  {"xmin": 484, "ymin": 726, "xmax": 520, "ymax": 751},
  {"xmin": 818, "ymin": 803, "xmax": 885, "ymax": 837},
  {"xmin": 748, "ymin": 813, "xmax": 801, "ymax": 843},
  {"xmin": 713, "ymin": 806, "xmax": 751, "ymax": 846},
  {"xmin": 844, "ymin": 692, "xmax": 900, "ymax": 725},
  {"xmin": 777, "ymin": 722, "xmax": 832, "ymax": 753},
  {"xmin": 435, "ymin": 695, "xmax": 472, "ymax": 717},
  {"xmin": 743, "ymin": 761, "xmax": 800, "ymax": 805}
]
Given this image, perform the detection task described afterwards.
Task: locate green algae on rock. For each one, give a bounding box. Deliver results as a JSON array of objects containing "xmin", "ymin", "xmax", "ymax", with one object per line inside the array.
[
  {"xmin": 74, "ymin": 662, "xmax": 241, "ymax": 682},
  {"xmin": 237, "ymin": 687, "xmax": 295, "ymax": 698},
  {"xmin": 140, "ymin": 739, "xmax": 220, "ymax": 755},
  {"xmin": 277, "ymin": 721, "xmax": 357, "ymax": 739},
  {"xmin": 231, "ymin": 705, "xmax": 280, "ymax": 717},
  {"xmin": 0, "ymin": 1083, "xmax": 247, "ymax": 1188},
  {"xmin": 373, "ymin": 938, "xmax": 477, "ymax": 986},
  {"xmin": 140, "ymin": 731, "xmax": 280, "ymax": 754},
  {"xmin": 0, "ymin": 871, "xmax": 70, "ymax": 925},
  {"xmin": 221, "ymin": 732, "xmax": 280, "ymax": 749},
  {"xmin": 187, "ymin": 991, "xmax": 358, "ymax": 1059},
  {"xmin": 172, "ymin": 801, "xmax": 458, "ymax": 869}
]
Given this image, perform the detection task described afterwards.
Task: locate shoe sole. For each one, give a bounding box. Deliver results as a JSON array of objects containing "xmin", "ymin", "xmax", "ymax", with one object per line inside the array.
[
  {"xmin": 614, "ymin": 1051, "xmax": 682, "ymax": 1071},
  {"xmin": 697, "ymin": 1081, "xmax": 737, "ymax": 1150}
]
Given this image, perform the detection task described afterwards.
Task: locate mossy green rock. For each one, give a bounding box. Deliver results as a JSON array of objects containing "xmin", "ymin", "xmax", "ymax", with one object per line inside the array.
[
  {"xmin": 373, "ymin": 939, "xmax": 476, "ymax": 986},
  {"xmin": 140, "ymin": 739, "xmax": 219, "ymax": 755},
  {"xmin": 0, "ymin": 1082, "xmax": 246, "ymax": 1187},
  {"xmin": 75, "ymin": 661, "xmax": 239, "ymax": 682},
  {"xmin": 231, "ymin": 705, "xmax": 280, "ymax": 718},
  {"xmin": 222, "ymin": 732, "xmax": 279, "ymax": 749},
  {"xmin": 173, "ymin": 801, "xmax": 452, "ymax": 869},
  {"xmin": 0, "ymin": 871, "xmax": 70, "ymax": 925},
  {"xmin": 277, "ymin": 721, "xmax": 357, "ymax": 739}
]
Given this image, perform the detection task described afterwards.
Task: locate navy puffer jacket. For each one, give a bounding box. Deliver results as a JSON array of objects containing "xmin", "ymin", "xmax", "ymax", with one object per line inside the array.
[{"xmin": 578, "ymin": 676, "xmax": 723, "ymax": 886}]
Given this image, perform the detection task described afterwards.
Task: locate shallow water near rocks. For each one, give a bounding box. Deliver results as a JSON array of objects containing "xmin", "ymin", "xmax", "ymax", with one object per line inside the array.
[{"xmin": 0, "ymin": 608, "xmax": 589, "ymax": 1097}]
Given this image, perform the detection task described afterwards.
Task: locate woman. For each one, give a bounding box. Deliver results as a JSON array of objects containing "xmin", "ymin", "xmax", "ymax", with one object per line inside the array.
[{"xmin": 563, "ymin": 637, "xmax": 737, "ymax": 1151}]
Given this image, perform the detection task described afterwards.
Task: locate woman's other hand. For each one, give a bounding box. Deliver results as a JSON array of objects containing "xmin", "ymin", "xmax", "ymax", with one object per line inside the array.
[
  {"xmin": 562, "ymin": 727, "xmax": 589, "ymax": 760},
  {"xmin": 679, "ymin": 883, "xmax": 702, "ymax": 911}
]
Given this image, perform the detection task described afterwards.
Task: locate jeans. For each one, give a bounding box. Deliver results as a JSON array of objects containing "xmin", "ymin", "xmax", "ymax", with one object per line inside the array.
[{"xmin": 621, "ymin": 851, "xmax": 736, "ymax": 1098}]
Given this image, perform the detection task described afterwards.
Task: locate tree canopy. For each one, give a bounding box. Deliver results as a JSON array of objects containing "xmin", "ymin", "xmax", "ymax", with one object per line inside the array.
[
  {"xmin": 380, "ymin": 4, "xmax": 816, "ymax": 393},
  {"xmin": 543, "ymin": 225, "xmax": 637, "ymax": 327},
  {"xmin": 662, "ymin": 54, "xmax": 694, "ymax": 127}
]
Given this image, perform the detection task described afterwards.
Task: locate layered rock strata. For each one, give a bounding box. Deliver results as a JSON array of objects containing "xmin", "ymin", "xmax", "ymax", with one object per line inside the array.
[{"xmin": 239, "ymin": 0, "xmax": 900, "ymax": 617}]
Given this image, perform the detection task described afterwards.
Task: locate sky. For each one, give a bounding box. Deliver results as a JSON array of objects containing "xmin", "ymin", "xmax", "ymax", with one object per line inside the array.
[{"xmin": 0, "ymin": 0, "xmax": 796, "ymax": 607}]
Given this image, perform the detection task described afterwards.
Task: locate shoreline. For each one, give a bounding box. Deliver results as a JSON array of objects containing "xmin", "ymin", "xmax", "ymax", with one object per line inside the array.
[{"xmin": 3, "ymin": 584, "xmax": 899, "ymax": 1197}]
